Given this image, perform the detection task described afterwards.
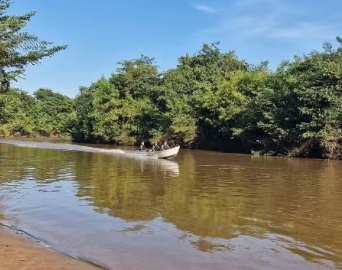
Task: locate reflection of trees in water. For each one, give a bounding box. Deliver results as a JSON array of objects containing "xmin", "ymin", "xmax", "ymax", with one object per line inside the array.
[
  {"xmin": 119, "ymin": 223, "xmax": 147, "ymax": 233},
  {"xmin": 161, "ymin": 152, "xmax": 342, "ymax": 264},
  {"xmin": 163, "ymin": 152, "xmax": 264, "ymax": 238},
  {"xmin": 0, "ymin": 144, "xmax": 74, "ymax": 184},
  {"xmin": 190, "ymin": 238, "xmax": 231, "ymax": 253},
  {"xmin": 178, "ymin": 233, "xmax": 232, "ymax": 253},
  {"xmin": 1, "ymin": 143, "xmax": 342, "ymax": 265},
  {"xmin": 74, "ymin": 153, "xmax": 167, "ymax": 221}
]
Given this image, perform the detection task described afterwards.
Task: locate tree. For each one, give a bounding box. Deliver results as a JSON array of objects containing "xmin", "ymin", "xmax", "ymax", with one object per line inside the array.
[
  {"xmin": 0, "ymin": 0, "xmax": 67, "ymax": 92},
  {"xmin": 0, "ymin": 88, "xmax": 35, "ymax": 136},
  {"xmin": 91, "ymin": 77, "xmax": 122, "ymax": 142},
  {"xmin": 72, "ymin": 86, "xmax": 96, "ymax": 141},
  {"xmin": 286, "ymin": 39, "xmax": 342, "ymax": 158},
  {"xmin": 162, "ymin": 43, "xmax": 249, "ymax": 148},
  {"xmin": 33, "ymin": 88, "xmax": 74, "ymax": 136},
  {"xmin": 108, "ymin": 56, "xmax": 162, "ymax": 143}
]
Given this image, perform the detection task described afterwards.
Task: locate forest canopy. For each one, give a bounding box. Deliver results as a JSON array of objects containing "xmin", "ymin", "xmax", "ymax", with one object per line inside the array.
[
  {"xmin": 1, "ymin": 2, "xmax": 342, "ymax": 159},
  {"xmin": 1, "ymin": 38, "xmax": 342, "ymax": 159}
]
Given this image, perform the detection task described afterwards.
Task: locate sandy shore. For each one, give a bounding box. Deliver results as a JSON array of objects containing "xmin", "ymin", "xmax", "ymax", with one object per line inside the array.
[{"xmin": 0, "ymin": 226, "xmax": 103, "ymax": 270}]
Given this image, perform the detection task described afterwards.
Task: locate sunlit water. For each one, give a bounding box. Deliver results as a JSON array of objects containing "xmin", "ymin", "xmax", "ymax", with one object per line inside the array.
[{"xmin": 0, "ymin": 139, "xmax": 342, "ymax": 269}]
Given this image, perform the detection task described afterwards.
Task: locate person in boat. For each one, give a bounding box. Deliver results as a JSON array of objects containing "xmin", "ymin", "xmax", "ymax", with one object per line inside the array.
[
  {"xmin": 152, "ymin": 142, "xmax": 160, "ymax": 151},
  {"xmin": 140, "ymin": 141, "xmax": 146, "ymax": 151},
  {"xmin": 161, "ymin": 141, "xmax": 170, "ymax": 151}
]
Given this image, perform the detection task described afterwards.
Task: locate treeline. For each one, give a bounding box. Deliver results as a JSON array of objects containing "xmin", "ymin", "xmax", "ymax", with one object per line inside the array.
[
  {"xmin": 0, "ymin": 88, "xmax": 74, "ymax": 137},
  {"xmin": 1, "ymin": 40, "xmax": 342, "ymax": 159}
]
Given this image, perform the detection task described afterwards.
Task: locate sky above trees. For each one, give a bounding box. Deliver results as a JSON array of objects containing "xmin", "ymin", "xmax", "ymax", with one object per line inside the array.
[{"xmin": 9, "ymin": 0, "xmax": 342, "ymax": 97}]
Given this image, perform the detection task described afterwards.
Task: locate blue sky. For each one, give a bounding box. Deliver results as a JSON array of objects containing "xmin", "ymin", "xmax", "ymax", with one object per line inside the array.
[{"xmin": 9, "ymin": 0, "xmax": 342, "ymax": 97}]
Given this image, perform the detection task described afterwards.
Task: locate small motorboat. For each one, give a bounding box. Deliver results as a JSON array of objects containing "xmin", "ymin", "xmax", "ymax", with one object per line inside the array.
[{"xmin": 137, "ymin": 145, "xmax": 180, "ymax": 159}]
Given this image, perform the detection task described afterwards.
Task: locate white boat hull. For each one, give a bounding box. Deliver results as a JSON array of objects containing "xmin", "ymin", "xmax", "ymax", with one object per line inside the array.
[{"xmin": 141, "ymin": 145, "xmax": 180, "ymax": 159}]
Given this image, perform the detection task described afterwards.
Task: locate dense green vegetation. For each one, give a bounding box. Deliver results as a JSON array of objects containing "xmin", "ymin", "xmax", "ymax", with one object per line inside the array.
[
  {"xmin": 1, "ymin": 1, "xmax": 342, "ymax": 159},
  {"xmin": 0, "ymin": 0, "xmax": 67, "ymax": 136},
  {"xmin": 2, "ymin": 39, "xmax": 342, "ymax": 159}
]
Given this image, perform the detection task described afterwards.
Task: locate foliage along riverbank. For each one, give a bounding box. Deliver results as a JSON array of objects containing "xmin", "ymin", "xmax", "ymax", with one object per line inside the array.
[{"xmin": 1, "ymin": 39, "xmax": 342, "ymax": 159}]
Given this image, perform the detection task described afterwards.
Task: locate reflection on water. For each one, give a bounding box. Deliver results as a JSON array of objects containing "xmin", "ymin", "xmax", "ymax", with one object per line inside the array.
[{"xmin": 0, "ymin": 140, "xmax": 342, "ymax": 269}]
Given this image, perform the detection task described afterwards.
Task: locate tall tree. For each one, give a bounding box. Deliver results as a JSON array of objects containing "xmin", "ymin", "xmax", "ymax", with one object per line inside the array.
[
  {"xmin": 0, "ymin": 0, "xmax": 67, "ymax": 92},
  {"xmin": 72, "ymin": 86, "xmax": 96, "ymax": 141},
  {"xmin": 0, "ymin": 88, "xmax": 34, "ymax": 136},
  {"xmin": 33, "ymin": 88, "xmax": 74, "ymax": 136},
  {"xmin": 108, "ymin": 56, "xmax": 162, "ymax": 143}
]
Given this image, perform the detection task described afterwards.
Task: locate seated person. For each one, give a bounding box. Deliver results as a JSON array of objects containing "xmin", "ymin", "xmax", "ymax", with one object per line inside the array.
[
  {"xmin": 140, "ymin": 141, "xmax": 146, "ymax": 151},
  {"xmin": 152, "ymin": 143, "xmax": 160, "ymax": 151},
  {"xmin": 161, "ymin": 141, "xmax": 170, "ymax": 150}
]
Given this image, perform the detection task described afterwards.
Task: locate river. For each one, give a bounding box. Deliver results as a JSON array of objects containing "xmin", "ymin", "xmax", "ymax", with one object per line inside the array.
[{"xmin": 0, "ymin": 139, "xmax": 341, "ymax": 269}]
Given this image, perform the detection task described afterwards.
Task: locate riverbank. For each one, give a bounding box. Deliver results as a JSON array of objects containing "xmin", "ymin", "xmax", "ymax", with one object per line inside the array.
[{"xmin": 0, "ymin": 226, "xmax": 102, "ymax": 270}]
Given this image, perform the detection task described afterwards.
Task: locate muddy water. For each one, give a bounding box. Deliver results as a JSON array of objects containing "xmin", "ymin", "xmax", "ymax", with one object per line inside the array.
[{"xmin": 0, "ymin": 139, "xmax": 341, "ymax": 269}]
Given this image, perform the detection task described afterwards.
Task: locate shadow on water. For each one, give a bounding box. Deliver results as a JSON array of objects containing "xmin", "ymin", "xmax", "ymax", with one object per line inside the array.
[{"xmin": 0, "ymin": 139, "xmax": 342, "ymax": 269}]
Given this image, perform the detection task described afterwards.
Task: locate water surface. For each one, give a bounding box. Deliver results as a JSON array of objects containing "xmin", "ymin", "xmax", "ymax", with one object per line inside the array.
[{"xmin": 0, "ymin": 139, "xmax": 341, "ymax": 269}]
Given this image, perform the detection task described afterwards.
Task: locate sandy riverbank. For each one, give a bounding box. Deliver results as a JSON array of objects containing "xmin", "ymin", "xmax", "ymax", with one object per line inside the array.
[{"xmin": 0, "ymin": 227, "xmax": 102, "ymax": 270}]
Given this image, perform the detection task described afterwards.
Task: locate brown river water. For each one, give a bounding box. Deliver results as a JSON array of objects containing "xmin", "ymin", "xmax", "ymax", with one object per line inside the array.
[{"xmin": 0, "ymin": 139, "xmax": 341, "ymax": 269}]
